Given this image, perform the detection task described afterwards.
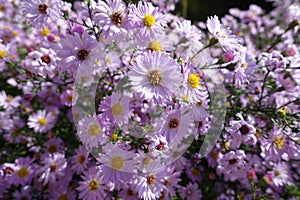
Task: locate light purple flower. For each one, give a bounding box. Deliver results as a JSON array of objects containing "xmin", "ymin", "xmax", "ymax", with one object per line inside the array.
[
  {"xmin": 270, "ymin": 162, "xmax": 293, "ymax": 187},
  {"xmin": 36, "ymin": 153, "xmax": 67, "ymax": 185},
  {"xmin": 10, "ymin": 157, "xmax": 36, "ymax": 186},
  {"xmin": 178, "ymin": 182, "xmax": 202, "ymax": 200},
  {"xmin": 27, "ymin": 109, "xmax": 56, "ymax": 133},
  {"xmin": 71, "ymin": 145, "xmax": 90, "ymax": 175},
  {"xmin": 128, "ymin": 51, "xmax": 182, "ymax": 103},
  {"xmin": 21, "ymin": 0, "xmax": 62, "ymax": 27},
  {"xmin": 77, "ymin": 166, "xmax": 106, "ymax": 200},
  {"xmin": 206, "ymin": 15, "xmax": 239, "ymax": 51}
]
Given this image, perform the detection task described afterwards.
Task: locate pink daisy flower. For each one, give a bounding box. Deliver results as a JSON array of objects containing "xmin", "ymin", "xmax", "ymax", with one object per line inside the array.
[
  {"xmin": 94, "ymin": 0, "xmax": 130, "ymax": 37},
  {"xmin": 77, "ymin": 166, "xmax": 106, "ymax": 200},
  {"xmin": 206, "ymin": 15, "xmax": 239, "ymax": 51},
  {"xmin": 21, "ymin": 0, "xmax": 62, "ymax": 27},
  {"xmin": 128, "ymin": 51, "xmax": 182, "ymax": 103},
  {"xmin": 27, "ymin": 109, "xmax": 56, "ymax": 133},
  {"xmin": 129, "ymin": 1, "xmax": 166, "ymax": 39}
]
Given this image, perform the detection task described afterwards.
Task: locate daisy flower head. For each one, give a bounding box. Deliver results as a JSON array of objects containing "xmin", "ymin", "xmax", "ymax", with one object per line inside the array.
[
  {"xmin": 99, "ymin": 143, "xmax": 136, "ymax": 174},
  {"xmin": 36, "ymin": 153, "xmax": 67, "ymax": 185},
  {"xmin": 178, "ymin": 182, "xmax": 202, "ymax": 200},
  {"xmin": 128, "ymin": 51, "xmax": 182, "ymax": 103},
  {"xmin": 94, "ymin": 0, "xmax": 129, "ymax": 37},
  {"xmin": 129, "ymin": 1, "xmax": 166, "ymax": 40},
  {"xmin": 136, "ymin": 34, "xmax": 175, "ymax": 52},
  {"xmin": 71, "ymin": 145, "xmax": 90, "ymax": 175},
  {"xmin": 77, "ymin": 114, "xmax": 106, "ymax": 148},
  {"xmin": 21, "ymin": 0, "xmax": 62, "ymax": 27},
  {"xmin": 270, "ymin": 162, "xmax": 293, "ymax": 187},
  {"xmin": 77, "ymin": 166, "xmax": 106, "ymax": 200},
  {"xmin": 27, "ymin": 109, "xmax": 56, "ymax": 133},
  {"xmin": 98, "ymin": 92, "xmax": 130, "ymax": 126},
  {"xmin": 10, "ymin": 157, "xmax": 36, "ymax": 186},
  {"xmin": 0, "ymin": 91, "xmax": 21, "ymax": 111},
  {"xmin": 56, "ymin": 32, "xmax": 104, "ymax": 74},
  {"xmin": 206, "ymin": 15, "xmax": 239, "ymax": 51},
  {"xmin": 181, "ymin": 62, "xmax": 207, "ymax": 104}
]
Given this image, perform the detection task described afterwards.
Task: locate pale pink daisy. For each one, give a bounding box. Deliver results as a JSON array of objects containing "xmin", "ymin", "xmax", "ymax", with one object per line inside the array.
[
  {"xmin": 0, "ymin": 91, "xmax": 21, "ymax": 111},
  {"xmin": 27, "ymin": 109, "xmax": 56, "ymax": 133}
]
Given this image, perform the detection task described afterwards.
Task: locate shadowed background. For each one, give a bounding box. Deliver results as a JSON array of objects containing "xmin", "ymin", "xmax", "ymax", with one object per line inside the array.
[{"xmin": 65, "ymin": 0, "xmax": 274, "ymax": 21}]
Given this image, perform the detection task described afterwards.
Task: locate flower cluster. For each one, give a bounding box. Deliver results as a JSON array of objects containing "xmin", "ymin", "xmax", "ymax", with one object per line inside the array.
[{"xmin": 0, "ymin": 0, "xmax": 299, "ymax": 199}]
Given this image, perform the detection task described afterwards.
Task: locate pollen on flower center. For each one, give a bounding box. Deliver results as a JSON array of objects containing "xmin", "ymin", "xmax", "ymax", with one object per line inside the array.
[
  {"xmin": 37, "ymin": 118, "xmax": 47, "ymax": 126},
  {"xmin": 0, "ymin": 50, "xmax": 7, "ymax": 59},
  {"xmin": 48, "ymin": 145, "xmax": 57, "ymax": 153},
  {"xmin": 0, "ymin": 5, "xmax": 6, "ymax": 12},
  {"xmin": 41, "ymin": 55, "xmax": 51, "ymax": 64},
  {"xmin": 146, "ymin": 173, "xmax": 156, "ymax": 185},
  {"xmin": 58, "ymin": 194, "xmax": 68, "ymax": 200},
  {"xmin": 273, "ymin": 136, "xmax": 285, "ymax": 149},
  {"xmin": 188, "ymin": 73, "xmax": 200, "ymax": 89},
  {"xmin": 168, "ymin": 118, "xmax": 179, "ymax": 129},
  {"xmin": 88, "ymin": 179, "xmax": 99, "ymax": 191},
  {"xmin": 274, "ymin": 170, "xmax": 280, "ymax": 177},
  {"xmin": 77, "ymin": 49, "xmax": 89, "ymax": 61},
  {"xmin": 148, "ymin": 41, "xmax": 161, "ymax": 51},
  {"xmin": 50, "ymin": 164, "xmax": 56, "ymax": 172},
  {"xmin": 5, "ymin": 95, "xmax": 13, "ymax": 103},
  {"xmin": 109, "ymin": 156, "xmax": 124, "ymax": 171},
  {"xmin": 87, "ymin": 124, "xmax": 100, "ymax": 136},
  {"xmin": 147, "ymin": 69, "xmax": 162, "ymax": 86},
  {"xmin": 111, "ymin": 103, "xmax": 123, "ymax": 116},
  {"xmin": 38, "ymin": 4, "xmax": 48, "ymax": 14},
  {"xmin": 17, "ymin": 167, "xmax": 29, "ymax": 178},
  {"xmin": 191, "ymin": 167, "xmax": 199, "ymax": 176},
  {"xmin": 77, "ymin": 155, "xmax": 86, "ymax": 164},
  {"xmin": 39, "ymin": 27, "xmax": 49, "ymax": 36},
  {"xmin": 143, "ymin": 14, "xmax": 156, "ymax": 27},
  {"xmin": 110, "ymin": 11, "xmax": 123, "ymax": 26}
]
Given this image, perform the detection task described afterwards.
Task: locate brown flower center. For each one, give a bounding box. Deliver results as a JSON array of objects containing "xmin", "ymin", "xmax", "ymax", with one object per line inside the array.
[
  {"xmin": 38, "ymin": 4, "xmax": 48, "ymax": 14},
  {"xmin": 110, "ymin": 11, "xmax": 123, "ymax": 26},
  {"xmin": 41, "ymin": 55, "xmax": 51, "ymax": 64},
  {"xmin": 146, "ymin": 173, "xmax": 156, "ymax": 185},
  {"xmin": 77, "ymin": 49, "xmax": 89, "ymax": 61},
  {"xmin": 239, "ymin": 125, "xmax": 250, "ymax": 135},
  {"xmin": 168, "ymin": 118, "xmax": 179, "ymax": 129},
  {"xmin": 147, "ymin": 69, "xmax": 162, "ymax": 86}
]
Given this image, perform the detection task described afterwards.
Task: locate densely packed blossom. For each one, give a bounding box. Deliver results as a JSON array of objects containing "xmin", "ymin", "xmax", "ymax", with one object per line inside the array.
[{"xmin": 0, "ymin": 0, "xmax": 300, "ymax": 199}]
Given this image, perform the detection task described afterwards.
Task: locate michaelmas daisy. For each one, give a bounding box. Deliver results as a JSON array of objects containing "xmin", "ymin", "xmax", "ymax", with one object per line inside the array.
[{"xmin": 128, "ymin": 51, "xmax": 182, "ymax": 103}]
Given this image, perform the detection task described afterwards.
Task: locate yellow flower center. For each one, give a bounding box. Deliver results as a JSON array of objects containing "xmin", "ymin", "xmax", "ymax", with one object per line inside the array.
[
  {"xmin": 273, "ymin": 136, "xmax": 285, "ymax": 149},
  {"xmin": 274, "ymin": 170, "xmax": 280, "ymax": 177},
  {"xmin": 188, "ymin": 73, "xmax": 199, "ymax": 89},
  {"xmin": 66, "ymin": 95, "xmax": 73, "ymax": 103},
  {"xmin": 0, "ymin": 50, "xmax": 7, "ymax": 59},
  {"xmin": 143, "ymin": 14, "xmax": 156, "ymax": 27},
  {"xmin": 17, "ymin": 167, "xmax": 29, "ymax": 178},
  {"xmin": 111, "ymin": 103, "xmax": 123, "ymax": 116},
  {"xmin": 77, "ymin": 155, "xmax": 86, "ymax": 164},
  {"xmin": 146, "ymin": 173, "xmax": 156, "ymax": 185},
  {"xmin": 37, "ymin": 118, "xmax": 47, "ymax": 126},
  {"xmin": 87, "ymin": 124, "xmax": 100, "ymax": 136},
  {"xmin": 39, "ymin": 27, "xmax": 49, "ymax": 36},
  {"xmin": 109, "ymin": 156, "xmax": 124, "ymax": 171},
  {"xmin": 88, "ymin": 179, "xmax": 99, "ymax": 191},
  {"xmin": 0, "ymin": 5, "xmax": 6, "ymax": 12},
  {"xmin": 5, "ymin": 95, "xmax": 13, "ymax": 103},
  {"xmin": 148, "ymin": 41, "xmax": 161, "ymax": 51},
  {"xmin": 147, "ymin": 69, "xmax": 162, "ymax": 86},
  {"xmin": 111, "ymin": 133, "xmax": 118, "ymax": 141}
]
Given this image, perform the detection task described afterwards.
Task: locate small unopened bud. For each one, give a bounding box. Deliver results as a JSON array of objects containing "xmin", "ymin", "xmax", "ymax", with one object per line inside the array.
[
  {"xmin": 222, "ymin": 51, "xmax": 234, "ymax": 63},
  {"xmin": 247, "ymin": 170, "xmax": 256, "ymax": 180}
]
